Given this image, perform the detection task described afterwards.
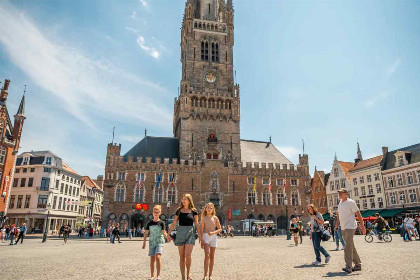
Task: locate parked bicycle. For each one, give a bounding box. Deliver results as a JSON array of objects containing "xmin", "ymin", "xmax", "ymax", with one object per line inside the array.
[{"xmin": 364, "ymin": 229, "xmax": 392, "ymax": 243}]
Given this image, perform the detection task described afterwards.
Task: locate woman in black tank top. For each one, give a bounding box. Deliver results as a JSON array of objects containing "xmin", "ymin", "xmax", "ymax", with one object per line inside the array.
[{"xmin": 168, "ymin": 194, "xmax": 201, "ymax": 280}]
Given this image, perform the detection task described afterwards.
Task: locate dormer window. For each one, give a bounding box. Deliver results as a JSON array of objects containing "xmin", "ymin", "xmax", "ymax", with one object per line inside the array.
[
  {"xmin": 23, "ymin": 157, "xmax": 30, "ymax": 165},
  {"xmin": 398, "ymin": 155, "xmax": 404, "ymax": 167}
]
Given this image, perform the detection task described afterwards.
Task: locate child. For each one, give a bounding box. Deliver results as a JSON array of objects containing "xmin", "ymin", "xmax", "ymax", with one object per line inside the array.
[
  {"xmin": 290, "ymin": 218, "xmax": 299, "ymax": 246},
  {"xmin": 142, "ymin": 205, "xmax": 169, "ymax": 280},
  {"xmin": 200, "ymin": 203, "xmax": 222, "ymax": 280}
]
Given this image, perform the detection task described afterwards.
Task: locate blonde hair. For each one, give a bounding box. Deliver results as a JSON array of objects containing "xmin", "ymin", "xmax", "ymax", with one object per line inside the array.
[
  {"xmin": 201, "ymin": 202, "xmax": 216, "ymax": 218},
  {"xmin": 307, "ymin": 204, "xmax": 318, "ymax": 214},
  {"xmin": 153, "ymin": 205, "xmax": 162, "ymax": 212},
  {"xmin": 176, "ymin": 193, "xmax": 197, "ymax": 213}
]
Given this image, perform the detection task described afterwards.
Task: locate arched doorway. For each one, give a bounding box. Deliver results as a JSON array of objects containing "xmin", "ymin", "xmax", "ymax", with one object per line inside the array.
[
  {"xmin": 120, "ymin": 213, "xmax": 129, "ymax": 231},
  {"xmin": 257, "ymin": 214, "xmax": 266, "ymax": 221},
  {"xmin": 267, "ymin": 214, "xmax": 275, "ymax": 222},
  {"xmin": 131, "ymin": 213, "xmax": 146, "ymax": 229},
  {"xmin": 247, "ymin": 213, "xmax": 256, "ymax": 219},
  {"xmin": 108, "ymin": 213, "xmax": 117, "ymax": 226},
  {"xmin": 277, "ymin": 216, "xmax": 288, "ymax": 231}
]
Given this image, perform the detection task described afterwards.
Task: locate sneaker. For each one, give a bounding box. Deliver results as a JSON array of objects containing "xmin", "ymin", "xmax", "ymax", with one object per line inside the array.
[
  {"xmin": 325, "ymin": 256, "xmax": 331, "ymax": 264},
  {"xmin": 341, "ymin": 247, "xmax": 345, "ymax": 250},
  {"xmin": 312, "ymin": 261, "xmax": 322, "ymax": 266},
  {"xmin": 335, "ymin": 247, "xmax": 339, "ymax": 251},
  {"xmin": 342, "ymin": 266, "xmax": 352, "ymax": 273},
  {"xmin": 352, "ymin": 265, "xmax": 362, "ymax": 271}
]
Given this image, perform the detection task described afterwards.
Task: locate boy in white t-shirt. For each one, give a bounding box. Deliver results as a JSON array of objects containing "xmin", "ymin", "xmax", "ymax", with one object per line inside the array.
[{"xmin": 336, "ymin": 188, "xmax": 366, "ymax": 274}]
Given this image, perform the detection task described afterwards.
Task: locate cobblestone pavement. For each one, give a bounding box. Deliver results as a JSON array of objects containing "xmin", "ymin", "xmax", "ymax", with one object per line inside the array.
[{"xmin": 0, "ymin": 235, "xmax": 419, "ymax": 280}]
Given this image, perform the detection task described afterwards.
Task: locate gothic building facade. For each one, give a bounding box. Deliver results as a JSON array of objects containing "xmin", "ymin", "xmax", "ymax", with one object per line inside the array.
[
  {"xmin": 0, "ymin": 79, "xmax": 26, "ymax": 221},
  {"xmin": 102, "ymin": 0, "xmax": 311, "ymax": 232}
]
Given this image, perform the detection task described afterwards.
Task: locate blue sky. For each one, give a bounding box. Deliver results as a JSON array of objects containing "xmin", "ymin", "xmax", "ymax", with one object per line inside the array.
[{"xmin": 0, "ymin": 0, "xmax": 419, "ymax": 177}]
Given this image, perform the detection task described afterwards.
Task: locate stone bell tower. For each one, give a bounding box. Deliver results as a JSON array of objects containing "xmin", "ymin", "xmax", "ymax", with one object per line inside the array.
[{"xmin": 174, "ymin": 0, "xmax": 241, "ymax": 163}]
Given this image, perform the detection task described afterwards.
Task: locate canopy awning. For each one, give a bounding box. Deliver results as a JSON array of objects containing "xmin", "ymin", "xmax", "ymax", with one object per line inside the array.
[
  {"xmin": 361, "ymin": 210, "xmax": 380, "ymax": 218},
  {"xmin": 379, "ymin": 209, "xmax": 404, "ymax": 218}
]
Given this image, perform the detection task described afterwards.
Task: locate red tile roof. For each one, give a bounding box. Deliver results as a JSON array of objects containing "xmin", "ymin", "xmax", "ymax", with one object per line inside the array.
[
  {"xmin": 82, "ymin": 176, "xmax": 100, "ymax": 189},
  {"xmin": 338, "ymin": 161, "xmax": 355, "ymax": 180},
  {"xmin": 350, "ymin": 155, "xmax": 383, "ymax": 171}
]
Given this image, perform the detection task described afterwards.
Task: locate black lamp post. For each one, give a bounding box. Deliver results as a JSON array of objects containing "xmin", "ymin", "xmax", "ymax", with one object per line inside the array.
[
  {"xmin": 42, "ymin": 203, "xmax": 51, "ymax": 243},
  {"xmin": 285, "ymin": 198, "xmax": 291, "ymax": 240}
]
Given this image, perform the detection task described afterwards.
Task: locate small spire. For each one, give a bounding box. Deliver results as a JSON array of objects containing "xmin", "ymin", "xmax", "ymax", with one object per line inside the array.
[
  {"xmin": 334, "ymin": 152, "xmax": 337, "ymax": 161},
  {"xmin": 227, "ymin": 0, "xmax": 233, "ymax": 9},
  {"xmin": 269, "ymin": 135, "xmax": 272, "ymax": 144},
  {"xmin": 144, "ymin": 128, "xmax": 147, "ymax": 138},
  {"xmin": 357, "ymin": 140, "xmax": 363, "ymax": 161},
  {"xmin": 16, "ymin": 87, "xmax": 25, "ymax": 116}
]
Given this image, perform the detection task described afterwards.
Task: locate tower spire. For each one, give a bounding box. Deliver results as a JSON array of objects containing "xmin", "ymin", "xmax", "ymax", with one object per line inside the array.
[
  {"xmin": 355, "ymin": 140, "xmax": 363, "ymax": 163},
  {"xmin": 16, "ymin": 85, "xmax": 26, "ymax": 116}
]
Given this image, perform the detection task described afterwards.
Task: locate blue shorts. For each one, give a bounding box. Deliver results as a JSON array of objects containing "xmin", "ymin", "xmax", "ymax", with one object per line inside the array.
[{"xmin": 149, "ymin": 245, "xmax": 163, "ymax": 256}]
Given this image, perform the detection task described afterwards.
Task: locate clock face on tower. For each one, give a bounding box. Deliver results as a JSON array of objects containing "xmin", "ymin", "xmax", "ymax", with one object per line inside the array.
[{"xmin": 205, "ymin": 72, "xmax": 217, "ymax": 83}]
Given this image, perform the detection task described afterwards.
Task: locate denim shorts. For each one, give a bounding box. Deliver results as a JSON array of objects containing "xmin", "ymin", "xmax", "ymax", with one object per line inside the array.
[
  {"xmin": 149, "ymin": 245, "xmax": 163, "ymax": 256},
  {"xmin": 174, "ymin": 226, "xmax": 195, "ymax": 246}
]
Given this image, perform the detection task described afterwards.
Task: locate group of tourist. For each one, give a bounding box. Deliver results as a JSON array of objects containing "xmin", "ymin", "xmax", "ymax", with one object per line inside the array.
[
  {"xmin": 252, "ymin": 223, "xmax": 275, "ymax": 237},
  {"xmin": 77, "ymin": 226, "xmax": 94, "ymax": 238},
  {"xmin": 289, "ymin": 217, "xmax": 304, "ymax": 245},
  {"xmin": 0, "ymin": 223, "xmax": 26, "ymax": 245},
  {"xmin": 305, "ymin": 188, "xmax": 366, "ymax": 274},
  {"xmin": 140, "ymin": 194, "xmax": 221, "ymax": 280}
]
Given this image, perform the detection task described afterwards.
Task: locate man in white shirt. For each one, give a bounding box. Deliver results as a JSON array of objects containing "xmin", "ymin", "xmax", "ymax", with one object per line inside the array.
[{"xmin": 335, "ymin": 188, "xmax": 366, "ymax": 274}]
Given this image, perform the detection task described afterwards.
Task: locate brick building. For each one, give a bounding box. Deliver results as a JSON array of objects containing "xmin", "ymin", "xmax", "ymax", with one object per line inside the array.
[
  {"xmin": 0, "ymin": 79, "xmax": 25, "ymax": 223},
  {"xmin": 102, "ymin": 0, "xmax": 311, "ymax": 232},
  {"xmin": 310, "ymin": 168, "xmax": 329, "ymax": 214}
]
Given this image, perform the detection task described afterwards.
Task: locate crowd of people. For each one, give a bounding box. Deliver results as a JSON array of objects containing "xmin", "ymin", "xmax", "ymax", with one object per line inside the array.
[{"xmin": 0, "ymin": 223, "xmax": 27, "ymax": 245}]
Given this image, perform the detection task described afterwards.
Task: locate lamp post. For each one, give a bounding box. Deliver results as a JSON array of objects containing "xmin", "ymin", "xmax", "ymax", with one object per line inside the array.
[
  {"xmin": 285, "ymin": 198, "xmax": 291, "ymax": 240},
  {"xmin": 42, "ymin": 203, "xmax": 51, "ymax": 243}
]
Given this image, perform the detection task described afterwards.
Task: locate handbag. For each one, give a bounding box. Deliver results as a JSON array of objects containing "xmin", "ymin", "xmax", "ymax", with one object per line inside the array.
[
  {"xmin": 170, "ymin": 230, "xmax": 177, "ymax": 240},
  {"xmin": 314, "ymin": 214, "xmax": 331, "ymax": 242}
]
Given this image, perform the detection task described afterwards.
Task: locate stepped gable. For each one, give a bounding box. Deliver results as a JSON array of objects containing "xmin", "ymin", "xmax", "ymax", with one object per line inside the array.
[
  {"xmin": 382, "ymin": 143, "xmax": 420, "ymax": 170},
  {"xmin": 240, "ymin": 139, "xmax": 293, "ymax": 168},
  {"xmin": 351, "ymin": 155, "xmax": 383, "ymax": 171},
  {"xmin": 123, "ymin": 136, "xmax": 179, "ymax": 163},
  {"xmin": 337, "ymin": 161, "xmax": 355, "ymax": 180}
]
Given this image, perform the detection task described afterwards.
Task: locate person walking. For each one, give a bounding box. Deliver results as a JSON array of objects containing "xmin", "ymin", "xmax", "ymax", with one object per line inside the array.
[
  {"xmin": 168, "ymin": 194, "xmax": 202, "ymax": 280},
  {"xmin": 297, "ymin": 217, "xmax": 303, "ymax": 244},
  {"xmin": 9, "ymin": 224, "xmax": 17, "ymax": 246},
  {"xmin": 128, "ymin": 227, "xmax": 132, "ymax": 240},
  {"xmin": 15, "ymin": 223, "xmax": 27, "ymax": 244},
  {"xmin": 5, "ymin": 225, "xmax": 10, "ymax": 242},
  {"xmin": 290, "ymin": 218, "xmax": 299, "ymax": 246},
  {"xmin": 307, "ymin": 204, "xmax": 331, "ymax": 265},
  {"xmin": 330, "ymin": 212, "xmax": 345, "ymax": 250},
  {"xmin": 63, "ymin": 224, "xmax": 70, "ymax": 245},
  {"xmin": 142, "ymin": 205, "xmax": 169, "ymax": 280},
  {"xmin": 336, "ymin": 188, "xmax": 366, "ymax": 273},
  {"xmin": 112, "ymin": 223, "xmax": 121, "ymax": 243},
  {"xmin": 200, "ymin": 202, "xmax": 222, "ymax": 280},
  {"xmin": 1, "ymin": 225, "xmax": 5, "ymax": 242}
]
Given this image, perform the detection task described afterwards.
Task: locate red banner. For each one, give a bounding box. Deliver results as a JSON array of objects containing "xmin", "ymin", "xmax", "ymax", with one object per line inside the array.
[
  {"xmin": 228, "ymin": 209, "xmax": 232, "ymax": 221},
  {"xmin": 135, "ymin": 203, "xmax": 149, "ymax": 211}
]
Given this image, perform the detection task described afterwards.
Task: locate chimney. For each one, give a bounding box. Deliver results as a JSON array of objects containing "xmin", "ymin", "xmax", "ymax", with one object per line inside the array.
[{"xmin": 382, "ymin": 147, "xmax": 388, "ymax": 156}]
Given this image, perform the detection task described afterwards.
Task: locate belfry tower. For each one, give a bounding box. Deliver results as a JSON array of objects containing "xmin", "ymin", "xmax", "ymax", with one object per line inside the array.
[{"xmin": 173, "ymin": 0, "xmax": 241, "ymax": 162}]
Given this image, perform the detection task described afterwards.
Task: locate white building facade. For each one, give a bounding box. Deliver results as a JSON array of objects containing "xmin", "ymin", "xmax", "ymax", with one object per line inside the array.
[
  {"xmin": 7, "ymin": 151, "xmax": 82, "ymax": 234},
  {"xmin": 325, "ymin": 156, "xmax": 354, "ymax": 211},
  {"xmin": 349, "ymin": 155, "xmax": 385, "ymax": 212}
]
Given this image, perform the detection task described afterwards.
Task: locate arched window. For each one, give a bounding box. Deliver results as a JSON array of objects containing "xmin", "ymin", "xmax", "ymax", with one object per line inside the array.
[
  {"xmin": 154, "ymin": 187, "xmax": 163, "ymax": 203},
  {"xmin": 167, "ymin": 186, "xmax": 177, "ymax": 204},
  {"xmin": 134, "ymin": 185, "xmax": 145, "ymax": 203},
  {"xmin": 291, "ymin": 190, "xmax": 300, "ymax": 206},
  {"xmin": 115, "ymin": 184, "xmax": 126, "ymax": 202},
  {"xmin": 277, "ymin": 189, "xmax": 285, "ymax": 205},
  {"xmin": 225, "ymin": 100, "xmax": 231, "ymax": 109},
  {"xmin": 262, "ymin": 187, "xmax": 272, "ymax": 205},
  {"xmin": 0, "ymin": 146, "xmax": 6, "ymax": 164},
  {"xmin": 247, "ymin": 187, "xmax": 256, "ymax": 205},
  {"xmin": 211, "ymin": 42, "xmax": 219, "ymax": 62},
  {"xmin": 201, "ymin": 41, "xmax": 209, "ymax": 61}
]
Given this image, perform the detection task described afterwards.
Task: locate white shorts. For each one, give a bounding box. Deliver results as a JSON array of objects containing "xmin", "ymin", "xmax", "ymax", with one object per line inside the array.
[{"xmin": 203, "ymin": 233, "xmax": 217, "ymax": 248}]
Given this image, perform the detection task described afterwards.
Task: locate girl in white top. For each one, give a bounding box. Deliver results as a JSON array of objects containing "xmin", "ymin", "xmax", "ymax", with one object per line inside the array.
[{"xmin": 200, "ymin": 203, "xmax": 222, "ymax": 280}]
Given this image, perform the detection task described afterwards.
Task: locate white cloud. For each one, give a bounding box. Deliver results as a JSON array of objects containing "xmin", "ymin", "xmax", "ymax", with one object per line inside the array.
[
  {"xmin": 139, "ymin": 0, "xmax": 148, "ymax": 7},
  {"xmin": 275, "ymin": 145, "xmax": 300, "ymax": 163},
  {"xmin": 0, "ymin": 3, "xmax": 171, "ymax": 129},
  {"xmin": 365, "ymin": 91, "xmax": 389, "ymax": 107},
  {"xmin": 119, "ymin": 134, "xmax": 142, "ymax": 144},
  {"xmin": 387, "ymin": 58, "xmax": 401, "ymax": 77},
  {"xmin": 125, "ymin": 26, "xmax": 138, "ymax": 33},
  {"xmin": 137, "ymin": 36, "xmax": 160, "ymax": 59}
]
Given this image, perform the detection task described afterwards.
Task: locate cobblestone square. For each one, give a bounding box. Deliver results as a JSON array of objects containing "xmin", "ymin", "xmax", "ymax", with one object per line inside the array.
[{"xmin": 1, "ymin": 235, "xmax": 419, "ymax": 279}]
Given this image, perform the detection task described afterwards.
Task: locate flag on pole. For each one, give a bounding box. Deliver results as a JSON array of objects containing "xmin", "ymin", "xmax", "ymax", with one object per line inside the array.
[
  {"xmin": 155, "ymin": 173, "xmax": 162, "ymax": 189},
  {"xmin": 170, "ymin": 173, "xmax": 175, "ymax": 188},
  {"xmin": 268, "ymin": 177, "xmax": 272, "ymax": 192},
  {"xmin": 137, "ymin": 176, "xmax": 143, "ymax": 189},
  {"xmin": 253, "ymin": 176, "xmax": 257, "ymax": 192}
]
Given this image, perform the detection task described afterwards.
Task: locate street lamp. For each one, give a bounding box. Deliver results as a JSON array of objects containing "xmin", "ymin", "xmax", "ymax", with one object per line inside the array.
[
  {"xmin": 42, "ymin": 203, "xmax": 51, "ymax": 243},
  {"xmin": 285, "ymin": 197, "xmax": 291, "ymax": 240}
]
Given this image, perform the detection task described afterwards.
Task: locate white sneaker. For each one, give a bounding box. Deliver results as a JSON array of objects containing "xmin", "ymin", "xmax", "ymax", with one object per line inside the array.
[
  {"xmin": 341, "ymin": 247, "xmax": 345, "ymax": 250},
  {"xmin": 312, "ymin": 261, "xmax": 322, "ymax": 265},
  {"xmin": 325, "ymin": 256, "xmax": 331, "ymax": 264}
]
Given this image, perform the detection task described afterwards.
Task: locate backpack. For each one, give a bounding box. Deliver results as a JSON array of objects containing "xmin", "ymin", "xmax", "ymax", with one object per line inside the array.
[{"xmin": 11, "ymin": 228, "xmax": 17, "ymax": 235}]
